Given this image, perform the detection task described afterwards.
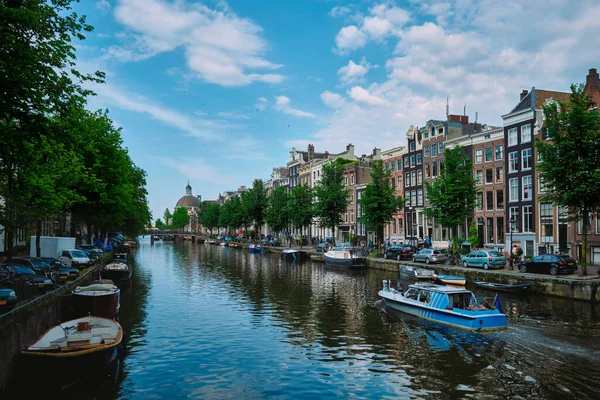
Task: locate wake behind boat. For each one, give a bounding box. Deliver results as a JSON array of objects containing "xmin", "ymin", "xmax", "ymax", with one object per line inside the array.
[
  {"xmin": 379, "ymin": 281, "xmax": 507, "ymax": 332},
  {"xmin": 323, "ymin": 246, "xmax": 366, "ymax": 268}
]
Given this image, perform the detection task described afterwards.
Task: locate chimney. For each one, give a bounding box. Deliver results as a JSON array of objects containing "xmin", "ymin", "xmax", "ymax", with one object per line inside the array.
[
  {"xmin": 520, "ymin": 90, "xmax": 529, "ymax": 101},
  {"xmin": 448, "ymin": 114, "xmax": 469, "ymax": 123},
  {"xmin": 324, "ymin": 151, "xmax": 329, "ymax": 159},
  {"xmin": 588, "ymin": 68, "xmax": 599, "ymax": 85},
  {"xmin": 372, "ymin": 148, "xmax": 381, "ymax": 159},
  {"xmin": 307, "ymin": 144, "xmax": 314, "ymax": 160}
]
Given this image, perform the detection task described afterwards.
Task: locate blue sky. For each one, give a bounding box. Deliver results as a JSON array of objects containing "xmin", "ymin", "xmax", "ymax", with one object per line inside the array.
[{"xmin": 75, "ymin": 0, "xmax": 599, "ymax": 222}]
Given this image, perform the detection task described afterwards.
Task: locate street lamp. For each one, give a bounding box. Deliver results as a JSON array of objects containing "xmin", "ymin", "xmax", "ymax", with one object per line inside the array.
[{"xmin": 509, "ymin": 217, "xmax": 516, "ymax": 269}]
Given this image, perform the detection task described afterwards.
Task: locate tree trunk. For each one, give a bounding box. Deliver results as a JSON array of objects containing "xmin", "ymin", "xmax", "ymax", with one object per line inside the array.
[
  {"xmin": 36, "ymin": 219, "xmax": 42, "ymax": 257},
  {"xmin": 581, "ymin": 210, "xmax": 588, "ymax": 275},
  {"xmin": 299, "ymin": 226, "xmax": 303, "ymax": 249},
  {"xmin": 331, "ymin": 225, "xmax": 336, "ymax": 247}
]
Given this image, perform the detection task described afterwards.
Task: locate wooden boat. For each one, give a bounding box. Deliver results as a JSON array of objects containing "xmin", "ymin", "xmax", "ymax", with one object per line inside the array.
[
  {"xmin": 23, "ymin": 317, "xmax": 123, "ymax": 372},
  {"xmin": 323, "ymin": 248, "xmax": 366, "ymax": 268},
  {"xmin": 433, "ymin": 274, "xmax": 466, "ymax": 286},
  {"xmin": 114, "ymin": 253, "xmax": 128, "ymax": 262},
  {"xmin": 248, "ymin": 244, "xmax": 262, "ymax": 253},
  {"xmin": 399, "ymin": 264, "xmax": 434, "ymax": 280},
  {"xmin": 379, "ymin": 282, "xmax": 507, "ymax": 332},
  {"xmin": 72, "ymin": 282, "xmax": 120, "ymax": 318},
  {"xmin": 102, "ymin": 262, "xmax": 132, "ymax": 281},
  {"xmin": 473, "ymin": 281, "xmax": 531, "ymax": 292}
]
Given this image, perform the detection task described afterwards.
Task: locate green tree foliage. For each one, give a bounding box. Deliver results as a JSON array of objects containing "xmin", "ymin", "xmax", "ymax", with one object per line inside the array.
[
  {"xmin": 219, "ymin": 197, "xmax": 243, "ymax": 235},
  {"xmin": 467, "ymin": 221, "xmax": 480, "ymax": 249},
  {"xmin": 171, "ymin": 207, "xmax": 190, "ymax": 230},
  {"xmin": 289, "ymin": 184, "xmax": 314, "ymax": 248},
  {"xmin": 163, "ymin": 208, "xmax": 173, "ymax": 227},
  {"xmin": 155, "ymin": 218, "xmax": 166, "ymax": 230},
  {"xmin": 245, "ymin": 179, "xmax": 267, "ymax": 239},
  {"xmin": 202, "ymin": 203, "xmax": 220, "ymax": 234},
  {"xmin": 536, "ymin": 84, "xmax": 600, "ymax": 275},
  {"xmin": 313, "ymin": 159, "xmax": 350, "ymax": 246},
  {"xmin": 266, "ymin": 186, "xmax": 291, "ymax": 237},
  {"xmin": 424, "ymin": 146, "xmax": 478, "ymax": 252},
  {"xmin": 360, "ymin": 160, "xmax": 404, "ymax": 250}
]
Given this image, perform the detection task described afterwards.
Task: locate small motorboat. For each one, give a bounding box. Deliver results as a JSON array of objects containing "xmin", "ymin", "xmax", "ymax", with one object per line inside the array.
[
  {"xmin": 248, "ymin": 244, "xmax": 262, "ymax": 253},
  {"xmin": 433, "ymin": 274, "xmax": 466, "ymax": 286},
  {"xmin": 205, "ymin": 239, "xmax": 217, "ymax": 245},
  {"xmin": 72, "ymin": 282, "xmax": 120, "ymax": 318},
  {"xmin": 114, "ymin": 253, "xmax": 128, "ymax": 263},
  {"xmin": 310, "ymin": 254, "xmax": 324, "ymax": 263},
  {"xmin": 399, "ymin": 264, "xmax": 434, "ymax": 280},
  {"xmin": 323, "ymin": 247, "xmax": 366, "ymax": 268},
  {"xmin": 23, "ymin": 317, "xmax": 123, "ymax": 372},
  {"xmin": 473, "ymin": 281, "xmax": 531, "ymax": 292},
  {"xmin": 379, "ymin": 281, "xmax": 507, "ymax": 332},
  {"xmin": 102, "ymin": 262, "xmax": 132, "ymax": 281}
]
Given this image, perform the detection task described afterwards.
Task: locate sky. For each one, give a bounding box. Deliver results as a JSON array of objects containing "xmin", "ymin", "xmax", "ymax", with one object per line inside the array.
[{"xmin": 75, "ymin": 0, "xmax": 600, "ymax": 222}]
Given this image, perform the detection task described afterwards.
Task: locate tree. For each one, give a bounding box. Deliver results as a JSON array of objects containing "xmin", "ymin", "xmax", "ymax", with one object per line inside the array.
[
  {"xmin": 266, "ymin": 186, "xmax": 291, "ymax": 239},
  {"xmin": 245, "ymin": 179, "xmax": 267, "ymax": 239},
  {"xmin": 536, "ymin": 84, "xmax": 600, "ymax": 275},
  {"xmin": 155, "ymin": 218, "xmax": 166, "ymax": 230},
  {"xmin": 289, "ymin": 184, "xmax": 314, "ymax": 248},
  {"xmin": 313, "ymin": 159, "xmax": 350, "ymax": 246},
  {"xmin": 360, "ymin": 160, "xmax": 404, "ymax": 250},
  {"xmin": 163, "ymin": 208, "xmax": 173, "ymax": 228},
  {"xmin": 171, "ymin": 207, "xmax": 190, "ymax": 230},
  {"xmin": 202, "ymin": 203, "xmax": 220, "ymax": 234},
  {"xmin": 424, "ymin": 146, "xmax": 478, "ymax": 254},
  {"xmin": 467, "ymin": 221, "xmax": 480, "ymax": 249}
]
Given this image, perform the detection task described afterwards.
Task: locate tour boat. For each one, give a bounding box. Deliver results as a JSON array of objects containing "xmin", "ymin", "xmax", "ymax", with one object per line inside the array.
[
  {"xmin": 399, "ymin": 264, "xmax": 435, "ymax": 280},
  {"xmin": 473, "ymin": 281, "xmax": 531, "ymax": 293},
  {"xmin": 248, "ymin": 244, "xmax": 262, "ymax": 253},
  {"xmin": 72, "ymin": 282, "xmax": 120, "ymax": 318},
  {"xmin": 379, "ymin": 282, "xmax": 507, "ymax": 332},
  {"xmin": 433, "ymin": 274, "xmax": 466, "ymax": 286},
  {"xmin": 323, "ymin": 247, "xmax": 366, "ymax": 268},
  {"xmin": 23, "ymin": 317, "xmax": 123, "ymax": 372},
  {"xmin": 102, "ymin": 262, "xmax": 132, "ymax": 281}
]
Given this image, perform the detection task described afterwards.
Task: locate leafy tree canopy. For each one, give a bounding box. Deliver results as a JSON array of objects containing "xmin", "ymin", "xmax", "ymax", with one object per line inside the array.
[
  {"xmin": 313, "ymin": 160, "xmax": 349, "ymax": 245},
  {"xmin": 171, "ymin": 207, "xmax": 190, "ymax": 230},
  {"xmin": 266, "ymin": 186, "xmax": 291, "ymax": 235}
]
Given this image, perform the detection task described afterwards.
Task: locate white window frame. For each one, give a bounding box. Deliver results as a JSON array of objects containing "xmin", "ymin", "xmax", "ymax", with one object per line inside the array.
[
  {"xmin": 509, "ymin": 151, "xmax": 519, "ymax": 173},
  {"xmin": 475, "ymin": 149, "xmax": 483, "ymax": 163},
  {"xmin": 475, "ymin": 170, "xmax": 483, "ymax": 185},
  {"xmin": 485, "ymin": 146, "xmax": 493, "ymax": 162},
  {"xmin": 508, "ymin": 128, "xmax": 518, "ymax": 146},
  {"xmin": 509, "ymin": 178, "xmax": 519, "ymax": 202},
  {"xmin": 417, "ymin": 170, "xmax": 423, "ymax": 185},
  {"xmin": 495, "ymin": 166, "xmax": 503, "ymax": 183},
  {"xmin": 522, "ymin": 175, "xmax": 532, "ymax": 201},
  {"xmin": 424, "ymin": 146, "xmax": 430, "ymax": 157},
  {"xmin": 521, "ymin": 124, "xmax": 531, "ymax": 143},
  {"xmin": 522, "ymin": 148, "xmax": 532, "ymax": 170},
  {"xmin": 523, "ymin": 205, "xmax": 533, "ymax": 232},
  {"xmin": 495, "ymin": 144, "xmax": 503, "ymax": 160}
]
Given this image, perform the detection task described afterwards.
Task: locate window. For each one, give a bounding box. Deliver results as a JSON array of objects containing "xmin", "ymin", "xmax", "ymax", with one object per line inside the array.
[
  {"xmin": 431, "ymin": 143, "xmax": 438, "ymax": 156},
  {"xmin": 485, "ymin": 147, "xmax": 493, "ymax": 162},
  {"xmin": 522, "ymin": 175, "xmax": 532, "ymax": 200},
  {"xmin": 390, "ymin": 162, "xmax": 395, "ymax": 172},
  {"xmin": 424, "ymin": 146, "xmax": 430, "ymax": 157},
  {"xmin": 432, "ymin": 161, "xmax": 437, "ymax": 176},
  {"xmin": 350, "ymin": 210, "xmax": 354, "ymax": 223},
  {"xmin": 411, "ymin": 171, "xmax": 416, "ymax": 186},
  {"xmin": 431, "ymin": 127, "xmax": 436, "ymax": 137},
  {"xmin": 495, "ymin": 166, "xmax": 504, "ymax": 183},
  {"xmin": 398, "ymin": 176, "xmax": 402, "ymax": 189},
  {"xmin": 405, "ymin": 173, "xmax": 411, "ymax": 187},
  {"xmin": 497, "ymin": 216, "xmax": 505, "ymax": 242},
  {"xmin": 424, "ymin": 129, "xmax": 429, "ymax": 139},
  {"xmin": 410, "ymin": 142, "xmax": 415, "ymax": 151},
  {"xmin": 475, "ymin": 170, "xmax": 483, "ymax": 185},
  {"xmin": 410, "ymin": 155, "xmax": 415, "ymax": 167},
  {"xmin": 475, "ymin": 149, "xmax": 483, "ymax": 163},
  {"xmin": 417, "ymin": 189, "xmax": 423, "ymax": 206},
  {"xmin": 487, "ymin": 217, "xmax": 494, "ymax": 243},
  {"xmin": 509, "ymin": 178, "xmax": 519, "ymax": 201},
  {"xmin": 496, "ymin": 190, "xmax": 504, "ymax": 210},
  {"xmin": 477, "ymin": 192, "xmax": 483, "ymax": 211},
  {"xmin": 439, "ymin": 159, "xmax": 445, "ymax": 171},
  {"xmin": 385, "ymin": 162, "xmax": 389, "ymax": 172},
  {"xmin": 425, "ymin": 162, "xmax": 431, "ymax": 177},
  {"xmin": 521, "ymin": 124, "xmax": 531, "ymax": 143},
  {"xmin": 416, "ymin": 154, "xmax": 422, "ymax": 165},
  {"xmin": 508, "ymin": 127, "xmax": 518, "ymax": 146},
  {"xmin": 417, "ymin": 170, "xmax": 423, "ymax": 185},
  {"xmin": 397, "ymin": 160, "xmax": 402, "ymax": 170},
  {"xmin": 509, "ymin": 151, "xmax": 519, "ymax": 172},
  {"xmin": 509, "ymin": 207, "xmax": 519, "ymax": 232},
  {"xmin": 540, "ymin": 203, "xmax": 553, "ymax": 240},
  {"xmin": 404, "ymin": 157, "xmax": 409, "ymax": 168},
  {"xmin": 439, "ymin": 142, "xmax": 444, "ymax": 153},
  {"xmin": 495, "ymin": 144, "xmax": 503, "ymax": 160},
  {"xmin": 486, "ymin": 191, "xmax": 494, "ymax": 211},
  {"xmin": 578, "ymin": 218, "xmax": 592, "ymax": 234},
  {"xmin": 349, "ymin": 193, "xmax": 354, "ymax": 204},
  {"xmin": 523, "ymin": 205, "xmax": 533, "ymax": 232},
  {"xmin": 522, "ymin": 149, "xmax": 532, "ymax": 170},
  {"xmin": 351, "ymin": 174, "xmax": 355, "ymax": 185},
  {"xmin": 411, "ymin": 191, "xmax": 417, "ymax": 207},
  {"xmin": 345, "ymin": 212, "xmax": 348, "ymax": 223},
  {"xmin": 485, "ymin": 168, "xmax": 493, "ymax": 184},
  {"xmin": 345, "ymin": 176, "xmax": 348, "ymax": 185}
]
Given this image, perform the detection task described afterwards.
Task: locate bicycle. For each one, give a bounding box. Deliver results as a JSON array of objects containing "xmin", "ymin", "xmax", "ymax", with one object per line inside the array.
[{"xmin": 444, "ymin": 252, "xmax": 462, "ymax": 266}]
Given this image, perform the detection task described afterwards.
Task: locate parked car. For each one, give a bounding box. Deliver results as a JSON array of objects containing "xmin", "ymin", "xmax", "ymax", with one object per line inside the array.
[
  {"xmin": 0, "ymin": 264, "xmax": 36, "ymax": 300},
  {"xmin": 461, "ymin": 250, "xmax": 506, "ymax": 270},
  {"xmin": 77, "ymin": 244, "xmax": 104, "ymax": 255},
  {"xmin": 0, "ymin": 288, "xmax": 18, "ymax": 310},
  {"xmin": 57, "ymin": 249, "xmax": 91, "ymax": 269},
  {"xmin": 412, "ymin": 249, "xmax": 448, "ymax": 264},
  {"xmin": 315, "ymin": 243, "xmax": 331, "ymax": 252},
  {"xmin": 39, "ymin": 257, "xmax": 80, "ymax": 280},
  {"xmin": 8, "ymin": 257, "xmax": 68, "ymax": 284},
  {"xmin": 0, "ymin": 264, "xmax": 54, "ymax": 293},
  {"xmin": 518, "ymin": 254, "xmax": 578, "ymax": 276},
  {"xmin": 333, "ymin": 242, "xmax": 353, "ymax": 250},
  {"xmin": 384, "ymin": 245, "xmax": 417, "ymax": 260}
]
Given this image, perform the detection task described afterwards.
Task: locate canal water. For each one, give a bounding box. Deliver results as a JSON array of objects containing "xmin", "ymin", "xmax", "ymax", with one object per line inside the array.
[{"xmin": 8, "ymin": 237, "xmax": 600, "ymax": 399}]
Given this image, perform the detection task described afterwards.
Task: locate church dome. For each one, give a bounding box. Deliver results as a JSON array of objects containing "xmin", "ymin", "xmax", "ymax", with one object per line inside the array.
[{"xmin": 175, "ymin": 183, "xmax": 200, "ymax": 208}]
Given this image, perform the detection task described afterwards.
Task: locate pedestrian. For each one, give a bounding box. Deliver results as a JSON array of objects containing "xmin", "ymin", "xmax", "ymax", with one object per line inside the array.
[{"xmin": 424, "ymin": 236, "xmax": 431, "ymax": 249}]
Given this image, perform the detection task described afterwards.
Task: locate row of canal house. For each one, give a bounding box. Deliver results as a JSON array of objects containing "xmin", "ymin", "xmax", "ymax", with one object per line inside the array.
[{"xmin": 381, "ymin": 68, "xmax": 600, "ymax": 263}]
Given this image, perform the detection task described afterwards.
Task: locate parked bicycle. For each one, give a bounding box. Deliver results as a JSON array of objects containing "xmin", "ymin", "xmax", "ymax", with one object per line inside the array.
[{"xmin": 444, "ymin": 252, "xmax": 463, "ymax": 266}]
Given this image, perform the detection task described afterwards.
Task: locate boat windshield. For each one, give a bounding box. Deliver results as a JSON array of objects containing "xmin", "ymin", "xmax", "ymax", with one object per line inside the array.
[{"xmin": 448, "ymin": 293, "xmax": 476, "ymax": 310}]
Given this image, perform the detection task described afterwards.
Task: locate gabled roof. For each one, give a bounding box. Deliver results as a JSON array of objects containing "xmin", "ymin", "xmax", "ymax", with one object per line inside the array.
[{"xmin": 506, "ymin": 88, "xmax": 570, "ymax": 115}]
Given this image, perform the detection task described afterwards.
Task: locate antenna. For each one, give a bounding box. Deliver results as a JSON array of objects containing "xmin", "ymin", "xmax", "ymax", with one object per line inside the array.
[
  {"xmin": 475, "ymin": 112, "xmax": 478, "ymax": 124},
  {"xmin": 463, "ymin": 102, "xmax": 466, "ymax": 116},
  {"xmin": 446, "ymin": 97, "xmax": 449, "ymax": 118}
]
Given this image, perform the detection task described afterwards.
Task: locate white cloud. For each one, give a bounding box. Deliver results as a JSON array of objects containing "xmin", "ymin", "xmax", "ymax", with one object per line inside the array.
[
  {"xmin": 348, "ymin": 86, "xmax": 388, "ymax": 106},
  {"xmin": 334, "ymin": 4, "xmax": 410, "ymax": 53},
  {"xmin": 96, "ymin": 0, "xmax": 111, "ymax": 11},
  {"xmin": 110, "ymin": 0, "xmax": 284, "ymax": 86},
  {"xmin": 217, "ymin": 111, "xmax": 251, "ymax": 120},
  {"xmin": 254, "ymin": 97, "xmax": 267, "ymax": 111},
  {"xmin": 274, "ymin": 95, "xmax": 316, "ymax": 118},
  {"xmin": 330, "ymin": 6, "xmax": 351, "ymax": 18},
  {"xmin": 320, "ymin": 91, "xmax": 345, "ymax": 109},
  {"xmin": 338, "ymin": 57, "xmax": 374, "ymax": 85}
]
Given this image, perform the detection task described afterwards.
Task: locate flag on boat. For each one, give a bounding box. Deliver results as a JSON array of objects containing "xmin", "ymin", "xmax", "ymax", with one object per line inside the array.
[{"xmin": 494, "ymin": 294, "xmax": 503, "ymax": 314}]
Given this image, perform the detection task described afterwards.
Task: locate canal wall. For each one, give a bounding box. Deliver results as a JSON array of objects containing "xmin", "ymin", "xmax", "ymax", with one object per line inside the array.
[
  {"xmin": 366, "ymin": 258, "xmax": 600, "ymax": 302},
  {"xmin": 0, "ymin": 259, "xmax": 105, "ymax": 393}
]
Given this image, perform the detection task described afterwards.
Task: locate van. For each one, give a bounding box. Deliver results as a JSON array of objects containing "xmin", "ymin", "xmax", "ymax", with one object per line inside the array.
[{"xmin": 57, "ymin": 249, "xmax": 91, "ymax": 270}]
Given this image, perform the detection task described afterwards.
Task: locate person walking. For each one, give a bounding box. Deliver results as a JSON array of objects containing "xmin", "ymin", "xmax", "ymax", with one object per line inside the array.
[{"xmin": 424, "ymin": 236, "xmax": 431, "ymax": 249}]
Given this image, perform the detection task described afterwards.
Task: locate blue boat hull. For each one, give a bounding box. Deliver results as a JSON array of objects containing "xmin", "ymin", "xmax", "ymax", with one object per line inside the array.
[{"xmin": 380, "ymin": 294, "xmax": 507, "ymax": 331}]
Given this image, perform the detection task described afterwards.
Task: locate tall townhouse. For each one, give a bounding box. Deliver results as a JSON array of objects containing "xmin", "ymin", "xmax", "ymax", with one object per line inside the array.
[
  {"xmin": 402, "ymin": 125, "xmax": 424, "ymax": 247},
  {"xmin": 382, "ymin": 146, "xmax": 406, "ymax": 245},
  {"xmin": 502, "ymin": 88, "xmax": 569, "ymax": 257},
  {"xmin": 421, "ymin": 119, "xmax": 447, "ymax": 246}
]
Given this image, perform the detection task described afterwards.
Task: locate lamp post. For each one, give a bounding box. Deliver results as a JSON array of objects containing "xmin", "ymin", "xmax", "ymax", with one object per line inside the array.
[{"xmin": 509, "ymin": 217, "xmax": 516, "ymax": 269}]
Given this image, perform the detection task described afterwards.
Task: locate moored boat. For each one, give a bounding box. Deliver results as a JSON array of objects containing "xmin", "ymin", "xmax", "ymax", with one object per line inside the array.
[
  {"xmin": 433, "ymin": 274, "xmax": 466, "ymax": 286},
  {"xmin": 473, "ymin": 281, "xmax": 531, "ymax": 292},
  {"xmin": 399, "ymin": 264, "xmax": 434, "ymax": 280},
  {"xmin": 323, "ymin": 247, "xmax": 366, "ymax": 268},
  {"xmin": 379, "ymin": 281, "xmax": 507, "ymax": 331},
  {"xmin": 310, "ymin": 254, "xmax": 324, "ymax": 262},
  {"xmin": 23, "ymin": 317, "xmax": 123, "ymax": 374},
  {"xmin": 72, "ymin": 282, "xmax": 120, "ymax": 318},
  {"xmin": 248, "ymin": 244, "xmax": 262, "ymax": 253},
  {"xmin": 102, "ymin": 262, "xmax": 132, "ymax": 282}
]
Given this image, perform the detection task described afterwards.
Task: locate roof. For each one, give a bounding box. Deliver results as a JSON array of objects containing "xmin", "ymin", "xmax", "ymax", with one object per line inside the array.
[
  {"xmin": 506, "ymin": 88, "xmax": 570, "ymax": 115},
  {"xmin": 175, "ymin": 194, "xmax": 200, "ymax": 208},
  {"xmin": 409, "ymin": 283, "xmax": 471, "ymax": 294}
]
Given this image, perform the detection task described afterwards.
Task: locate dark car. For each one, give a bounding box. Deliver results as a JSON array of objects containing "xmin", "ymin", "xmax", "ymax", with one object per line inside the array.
[
  {"xmin": 519, "ymin": 254, "xmax": 578, "ymax": 276},
  {"xmin": 9, "ymin": 257, "xmax": 68, "ymax": 284},
  {"xmin": 315, "ymin": 243, "xmax": 332, "ymax": 253},
  {"xmin": 0, "ymin": 263, "xmax": 54, "ymax": 293},
  {"xmin": 39, "ymin": 257, "xmax": 80, "ymax": 280},
  {"xmin": 77, "ymin": 244, "xmax": 104, "ymax": 255},
  {"xmin": 0, "ymin": 288, "xmax": 18, "ymax": 310},
  {"xmin": 384, "ymin": 245, "xmax": 417, "ymax": 260}
]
